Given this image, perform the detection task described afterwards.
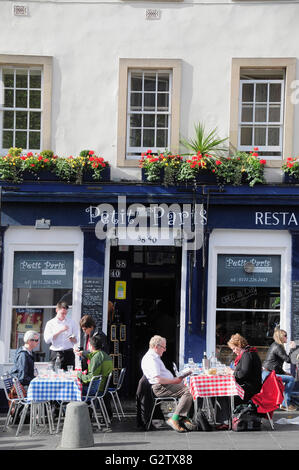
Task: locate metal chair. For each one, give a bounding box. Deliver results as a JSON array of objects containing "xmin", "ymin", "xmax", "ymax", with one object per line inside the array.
[
  {"xmin": 1, "ymin": 373, "xmax": 22, "ymax": 431},
  {"xmin": 97, "ymin": 372, "xmax": 113, "ymax": 428},
  {"xmin": 108, "ymin": 368, "xmax": 126, "ymax": 420},
  {"xmin": 147, "ymin": 395, "xmax": 179, "ymax": 430},
  {"xmin": 81, "ymin": 375, "xmax": 103, "ymax": 431},
  {"xmin": 13, "ymin": 377, "xmax": 54, "ymax": 436}
]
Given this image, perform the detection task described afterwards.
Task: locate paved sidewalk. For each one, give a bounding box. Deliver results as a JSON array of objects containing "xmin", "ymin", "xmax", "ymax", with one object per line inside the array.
[{"xmin": 1, "ymin": 402, "xmax": 299, "ymax": 452}]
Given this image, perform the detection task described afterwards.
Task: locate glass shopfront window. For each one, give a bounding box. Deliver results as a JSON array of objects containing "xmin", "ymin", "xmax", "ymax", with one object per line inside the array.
[
  {"xmin": 216, "ymin": 254, "xmax": 281, "ymax": 364},
  {"xmin": 10, "ymin": 251, "xmax": 74, "ymax": 361}
]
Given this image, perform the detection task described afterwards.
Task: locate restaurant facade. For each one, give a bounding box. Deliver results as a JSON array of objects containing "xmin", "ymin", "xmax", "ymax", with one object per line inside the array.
[{"xmin": 0, "ymin": 180, "xmax": 298, "ymax": 396}]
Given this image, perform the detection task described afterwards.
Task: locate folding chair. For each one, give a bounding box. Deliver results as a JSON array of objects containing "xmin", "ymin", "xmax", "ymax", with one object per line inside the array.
[
  {"xmin": 81, "ymin": 375, "xmax": 103, "ymax": 431},
  {"xmin": 97, "ymin": 372, "xmax": 113, "ymax": 428},
  {"xmin": 1, "ymin": 373, "xmax": 22, "ymax": 431},
  {"xmin": 13, "ymin": 377, "xmax": 54, "ymax": 436},
  {"xmin": 108, "ymin": 368, "xmax": 126, "ymax": 420},
  {"xmin": 147, "ymin": 395, "xmax": 179, "ymax": 431},
  {"xmin": 251, "ymin": 370, "xmax": 284, "ymax": 430}
]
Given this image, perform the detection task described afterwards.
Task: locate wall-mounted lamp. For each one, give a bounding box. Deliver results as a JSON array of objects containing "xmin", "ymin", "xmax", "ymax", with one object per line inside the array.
[{"xmin": 35, "ymin": 218, "xmax": 51, "ymax": 230}]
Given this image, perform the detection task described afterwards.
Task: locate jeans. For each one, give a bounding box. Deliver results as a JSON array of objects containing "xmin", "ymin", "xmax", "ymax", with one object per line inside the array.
[{"xmin": 262, "ymin": 370, "xmax": 295, "ymax": 407}]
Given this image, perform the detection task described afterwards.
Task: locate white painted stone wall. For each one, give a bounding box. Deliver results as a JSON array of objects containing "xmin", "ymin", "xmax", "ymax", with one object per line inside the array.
[{"xmin": 1, "ymin": 0, "xmax": 299, "ymax": 180}]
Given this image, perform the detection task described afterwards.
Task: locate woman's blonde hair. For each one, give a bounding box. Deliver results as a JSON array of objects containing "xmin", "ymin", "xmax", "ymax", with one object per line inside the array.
[
  {"xmin": 273, "ymin": 328, "xmax": 287, "ymax": 345},
  {"xmin": 227, "ymin": 333, "xmax": 248, "ymax": 350}
]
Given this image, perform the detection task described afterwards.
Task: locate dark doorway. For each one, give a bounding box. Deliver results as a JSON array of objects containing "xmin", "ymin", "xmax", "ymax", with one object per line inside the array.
[{"xmin": 108, "ymin": 245, "xmax": 182, "ymax": 396}]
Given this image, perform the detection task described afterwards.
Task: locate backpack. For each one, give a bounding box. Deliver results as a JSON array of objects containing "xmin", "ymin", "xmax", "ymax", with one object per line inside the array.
[
  {"xmin": 194, "ymin": 409, "xmax": 212, "ymax": 431},
  {"xmin": 232, "ymin": 402, "xmax": 261, "ymax": 432}
]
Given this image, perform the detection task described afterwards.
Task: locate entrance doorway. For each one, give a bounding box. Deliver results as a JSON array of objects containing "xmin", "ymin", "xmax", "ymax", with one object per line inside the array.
[{"xmin": 108, "ymin": 245, "xmax": 182, "ymax": 396}]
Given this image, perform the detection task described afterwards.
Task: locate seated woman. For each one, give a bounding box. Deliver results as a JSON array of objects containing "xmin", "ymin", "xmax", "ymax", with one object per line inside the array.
[
  {"xmin": 214, "ymin": 333, "xmax": 262, "ymax": 429},
  {"xmin": 262, "ymin": 328, "xmax": 297, "ymax": 411},
  {"xmin": 10, "ymin": 330, "xmax": 39, "ymax": 388}
]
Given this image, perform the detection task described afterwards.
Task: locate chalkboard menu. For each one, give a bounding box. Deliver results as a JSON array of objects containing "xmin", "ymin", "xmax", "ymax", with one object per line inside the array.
[
  {"xmin": 82, "ymin": 277, "xmax": 104, "ymax": 329},
  {"xmin": 292, "ymin": 281, "xmax": 299, "ymax": 341}
]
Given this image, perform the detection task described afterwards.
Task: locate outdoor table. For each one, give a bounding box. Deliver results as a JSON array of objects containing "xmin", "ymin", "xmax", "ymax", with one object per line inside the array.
[
  {"xmin": 27, "ymin": 374, "xmax": 82, "ymax": 402},
  {"xmin": 184, "ymin": 373, "xmax": 245, "ymax": 422}
]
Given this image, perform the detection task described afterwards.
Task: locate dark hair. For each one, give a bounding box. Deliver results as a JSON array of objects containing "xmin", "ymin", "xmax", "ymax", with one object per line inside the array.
[
  {"xmin": 80, "ymin": 315, "xmax": 96, "ymax": 329},
  {"xmin": 89, "ymin": 335, "xmax": 102, "ymax": 350}
]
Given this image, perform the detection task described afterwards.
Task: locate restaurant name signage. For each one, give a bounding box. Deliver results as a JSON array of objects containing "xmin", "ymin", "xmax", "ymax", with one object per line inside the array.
[{"xmin": 255, "ymin": 211, "xmax": 298, "ymax": 226}]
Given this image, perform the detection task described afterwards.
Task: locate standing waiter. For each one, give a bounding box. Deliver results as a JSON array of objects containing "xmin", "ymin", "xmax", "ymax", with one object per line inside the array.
[{"xmin": 44, "ymin": 301, "xmax": 79, "ymax": 370}]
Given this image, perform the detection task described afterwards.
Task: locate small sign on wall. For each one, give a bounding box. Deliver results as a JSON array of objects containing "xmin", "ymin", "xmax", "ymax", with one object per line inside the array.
[{"xmin": 115, "ymin": 281, "xmax": 126, "ymax": 300}]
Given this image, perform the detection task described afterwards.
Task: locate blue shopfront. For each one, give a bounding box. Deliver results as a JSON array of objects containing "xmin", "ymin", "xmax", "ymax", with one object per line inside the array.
[{"xmin": 0, "ymin": 182, "xmax": 299, "ymax": 397}]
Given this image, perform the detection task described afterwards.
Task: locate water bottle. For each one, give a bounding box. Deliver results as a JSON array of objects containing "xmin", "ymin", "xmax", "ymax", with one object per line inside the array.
[
  {"xmin": 210, "ymin": 352, "xmax": 217, "ymax": 368},
  {"xmin": 55, "ymin": 352, "xmax": 61, "ymax": 372},
  {"xmin": 202, "ymin": 351, "xmax": 210, "ymax": 372}
]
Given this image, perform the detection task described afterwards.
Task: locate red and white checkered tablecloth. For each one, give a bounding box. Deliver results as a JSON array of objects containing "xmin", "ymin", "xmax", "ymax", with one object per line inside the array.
[{"xmin": 185, "ymin": 374, "xmax": 245, "ymax": 400}]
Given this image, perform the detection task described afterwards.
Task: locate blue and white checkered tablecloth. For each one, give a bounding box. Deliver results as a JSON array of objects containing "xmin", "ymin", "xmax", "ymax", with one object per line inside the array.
[{"xmin": 27, "ymin": 377, "xmax": 82, "ymax": 402}]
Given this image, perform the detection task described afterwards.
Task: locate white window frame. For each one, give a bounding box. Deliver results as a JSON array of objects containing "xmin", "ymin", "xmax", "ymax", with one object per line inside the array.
[
  {"xmin": 238, "ymin": 78, "xmax": 284, "ymax": 159},
  {"xmin": 0, "ymin": 65, "xmax": 43, "ymax": 153},
  {"xmin": 126, "ymin": 69, "xmax": 172, "ymax": 159},
  {"xmin": 0, "ymin": 227, "xmax": 83, "ymax": 364},
  {"xmin": 206, "ymin": 229, "xmax": 292, "ymax": 357}
]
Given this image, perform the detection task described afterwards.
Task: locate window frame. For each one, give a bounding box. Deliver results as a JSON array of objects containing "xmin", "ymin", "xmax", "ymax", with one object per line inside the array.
[
  {"xmin": 0, "ymin": 54, "xmax": 52, "ymax": 154},
  {"xmin": 230, "ymin": 58, "xmax": 296, "ymax": 166},
  {"xmin": 117, "ymin": 58, "xmax": 182, "ymax": 167}
]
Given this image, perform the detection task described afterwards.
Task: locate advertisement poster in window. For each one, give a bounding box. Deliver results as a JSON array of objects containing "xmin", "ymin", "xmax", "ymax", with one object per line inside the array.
[{"xmin": 11, "ymin": 308, "xmax": 43, "ymax": 350}]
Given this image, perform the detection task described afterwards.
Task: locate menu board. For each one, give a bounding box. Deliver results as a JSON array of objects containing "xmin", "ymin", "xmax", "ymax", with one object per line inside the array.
[
  {"xmin": 82, "ymin": 277, "xmax": 104, "ymax": 329},
  {"xmin": 292, "ymin": 281, "xmax": 299, "ymax": 341}
]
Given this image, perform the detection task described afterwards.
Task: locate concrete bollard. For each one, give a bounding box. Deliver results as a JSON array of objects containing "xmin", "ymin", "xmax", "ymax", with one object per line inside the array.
[{"xmin": 60, "ymin": 402, "xmax": 94, "ymax": 449}]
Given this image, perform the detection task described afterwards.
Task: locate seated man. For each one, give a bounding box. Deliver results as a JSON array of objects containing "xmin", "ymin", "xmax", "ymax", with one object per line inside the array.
[
  {"xmin": 75, "ymin": 335, "xmax": 113, "ymax": 418},
  {"xmin": 141, "ymin": 335, "xmax": 194, "ymax": 433},
  {"xmin": 11, "ymin": 330, "xmax": 39, "ymax": 388}
]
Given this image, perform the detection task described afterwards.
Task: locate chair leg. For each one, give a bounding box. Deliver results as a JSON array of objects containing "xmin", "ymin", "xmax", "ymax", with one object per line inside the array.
[
  {"xmin": 3, "ymin": 402, "xmax": 15, "ymax": 431},
  {"xmin": 97, "ymin": 397, "xmax": 110, "ymax": 427},
  {"xmin": 147, "ymin": 402, "xmax": 157, "ymax": 431},
  {"xmin": 115, "ymin": 391, "xmax": 125, "ymax": 418},
  {"xmin": 267, "ymin": 413, "xmax": 274, "ymax": 430},
  {"xmin": 109, "ymin": 391, "xmax": 121, "ymax": 421},
  {"xmin": 90, "ymin": 400, "xmax": 102, "ymax": 431},
  {"xmin": 16, "ymin": 404, "xmax": 29, "ymax": 437}
]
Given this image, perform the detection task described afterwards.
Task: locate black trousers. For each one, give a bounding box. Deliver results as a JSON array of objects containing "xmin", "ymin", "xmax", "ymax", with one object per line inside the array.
[{"xmin": 50, "ymin": 349, "xmax": 75, "ymax": 371}]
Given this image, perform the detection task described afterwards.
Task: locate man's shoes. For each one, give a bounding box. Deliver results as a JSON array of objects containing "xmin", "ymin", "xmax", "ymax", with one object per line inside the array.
[
  {"xmin": 181, "ymin": 418, "xmax": 196, "ymax": 431},
  {"xmin": 167, "ymin": 418, "xmax": 187, "ymax": 433},
  {"xmin": 280, "ymin": 404, "xmax": 297, "ymax": 411}
]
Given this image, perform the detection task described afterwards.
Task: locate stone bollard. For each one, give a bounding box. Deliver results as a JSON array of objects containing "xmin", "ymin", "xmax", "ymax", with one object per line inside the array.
[{"xmin": 60, "ymin": 402, "xmax": 94, "ymax": 449}]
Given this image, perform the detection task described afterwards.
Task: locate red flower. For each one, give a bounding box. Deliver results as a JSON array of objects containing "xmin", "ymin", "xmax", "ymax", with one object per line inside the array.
[{"xmin": 260, "ymin": 159, "xmax": 267, "ymax": 165}]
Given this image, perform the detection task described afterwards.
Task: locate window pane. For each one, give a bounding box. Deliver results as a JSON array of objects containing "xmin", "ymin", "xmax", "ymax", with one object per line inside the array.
[
  {"xmin": 16, "ymin": 111, "xmax": 27, "ymax": 130},
  {"xmin": 157, "ymin": 93, "xmax": 169, "ymax": 111},
  {"xmin": 3, "ymin": 130, "xmax": 13, "ymax": 148},
  {"xmin": 4, "ymin": 89, "xmax": 14, "ymax": 107},
  {"xmin": 254, "ymin": 127, "xmax": 266, "ymax": 145},
  {"xmin": 130, "ymin": 128, "xmax": 141, "ymax": 147},
  {"xmin": 157, "ymin": 129, "xmax": 167, "ymax": 147},
  {"xmin": 242, "ymin": 83, "xmax": 254, "ymax": 102},
  {"xmin": 144, "ymin": 93, "xmax": 155, "ymax": 111},
  {"xmin": 157, "ymin": 114, "xmax": 168, "ymax": 128},
  {"xmin": 268, "ymin": 127, "xmax": 280, "ymax": 146},
  {"xmin": 130, "ymin": 72, "xmax": 143, "ymax": 91},
  {"xmin": 269, "ymin": 83, "xmax": 281, "ymax": 102},
  {"xmin": 15, "ymin": 131, "xmax": 27, "ymax": 148},
  {"xmin": 29, "ymin": 90, "xmax": 41, "ymax": 109},
  {"xmin": 241, "ymin": 105, "xmax": 253, "ymax": 122},
  {"xmin": 256, "ymin": 83, "xmax": 267, "ymax": 102},
  {"xmin": 269, "ymin": 105, "xmax": 280, "ymax": 122},
  {"xmin": 130, "ymin": 114, "xmax": 142, "ymax": 128},
  {"xmin": 158, "ymin": 74, "xmax": 169, "ymax": 92},
  {"xmin": 3, "ymin": 69, "xmax": 14, "ymax": 88},
  {"xmin": 255, "ymin": 105, "xmax": 267, "ymax": 123},
  {"xmin": 16, "ymin": 69, "xmax": 28, "ymax": 88},
  {"xmin": 16, "ymin": 89, "xmax": 27, "ymax": 108},
  {"xmin": 144, "ymin": 73, "xmax": 156, "ymax": 91},
  {"xmin": 3, "ymin": 111, "xmax": 14, "ymax": 129},
  {"xmin": 29, "ymin": 131, "xmax": 40, "ymax": 149},
  {"xmin": 143, "ymin": 129, "xmax": 155, "ymax": 147},
  {"xmin": 143, "ymin": 114, "xmax": 155, "ymax": 127},
  {"xmin": 240, "ymin": 127, "xmax": 252, "ymax": 145},
  {"xmin": 30, "ymin": 70, "xmax": 41, "ymax": 89},
  {"xmin": 29, "ymin": 111, "xmax": 41, "ymax": 130},
  {"xmin": 130, "ymin": 93, "xmax": 142, "ymax": 111}
]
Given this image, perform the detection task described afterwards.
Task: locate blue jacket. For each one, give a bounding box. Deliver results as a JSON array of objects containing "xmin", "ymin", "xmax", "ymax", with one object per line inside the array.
[{"xmin": 11, "ymin": 347, "xmax": 35, "ymax": 386}]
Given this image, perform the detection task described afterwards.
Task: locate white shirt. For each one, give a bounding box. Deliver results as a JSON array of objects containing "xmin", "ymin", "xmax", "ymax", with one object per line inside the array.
[
  {"xmin": 141, "ymin": 348, "xmax": 173, "ymax": 384},
  {"xmin": 44, "ymin": 315, "xmax": 79, "ymax": 351}
]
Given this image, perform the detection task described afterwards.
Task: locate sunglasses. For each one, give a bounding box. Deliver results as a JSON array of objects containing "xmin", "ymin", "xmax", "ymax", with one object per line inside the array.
[{"xmin": 30, "ymin": 339, "xmax": 39, "ymax": 342}]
